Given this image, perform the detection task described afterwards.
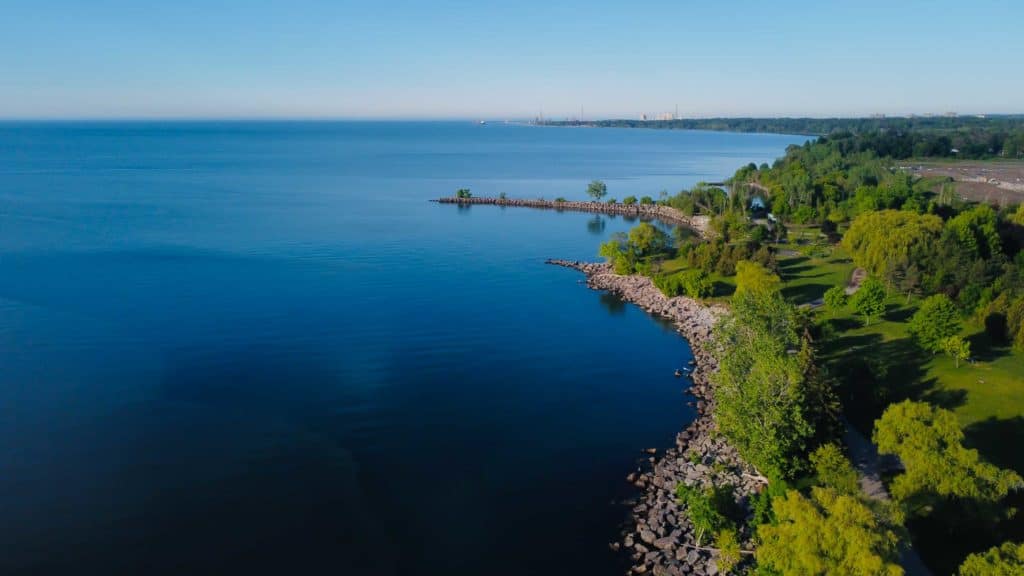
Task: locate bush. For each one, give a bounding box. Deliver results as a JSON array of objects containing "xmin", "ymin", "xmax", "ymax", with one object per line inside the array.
[
  {"xmin": 675, "ymin": 484, "xmax": 736, "ymax": 546},
  {"xmin": 823, "ymin": 286, "xmax": 848, "ymax": 316},
  {"xmin": 606, "ymin": 197, "xmax": 617, "ymax": 204},
  {"xmin": 851, "ymin": 277, "xmax": 887, "ymax": 326},
  {"xmin": 640, "ymin": 196, "xmax": 654, "ymax": 205},
  {"xmin": 455, "ymin": 188, "xmax": 472, "ymax": 199},
  {"xmin": 623, "ymin": 195, "xmax": 638, "ymax": 206}
]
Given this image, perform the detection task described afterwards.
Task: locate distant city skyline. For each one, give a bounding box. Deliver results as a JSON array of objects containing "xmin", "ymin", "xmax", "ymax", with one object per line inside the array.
[{"xmin": 2, "ymin": 0, "xmax": 1022, "ymax": 119}]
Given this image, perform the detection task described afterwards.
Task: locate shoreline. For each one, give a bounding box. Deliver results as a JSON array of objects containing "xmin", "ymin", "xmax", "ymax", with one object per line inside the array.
[
  {"xmin": 434, "ymin": 197, "xmax": 710, "ymax": 236},
  {"xmin": 547, "ymin": 260, "xmax": 764, "ymax": 576}
]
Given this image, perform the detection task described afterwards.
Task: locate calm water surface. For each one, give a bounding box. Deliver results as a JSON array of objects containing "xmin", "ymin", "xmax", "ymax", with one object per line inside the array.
[{"xmin": 0, "ymin": 122, "xmax": 804, "ymax": 574}]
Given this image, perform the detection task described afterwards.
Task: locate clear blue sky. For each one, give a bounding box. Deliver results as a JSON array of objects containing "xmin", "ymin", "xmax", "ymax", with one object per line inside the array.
[{"xmin": 2, "ymin": 0, "xmax": 1022, "ymax": 119}]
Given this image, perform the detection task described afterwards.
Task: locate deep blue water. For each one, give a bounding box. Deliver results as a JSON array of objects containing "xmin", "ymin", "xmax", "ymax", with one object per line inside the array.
[{"xmin": 0, "ymin": 122, "xmax": 805, "ymax": 575}]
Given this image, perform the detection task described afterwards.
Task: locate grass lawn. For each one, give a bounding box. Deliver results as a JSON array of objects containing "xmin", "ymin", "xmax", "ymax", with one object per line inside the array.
[{"xmin": 776, "ymin": 244, "xmax": 856, "ymax": 305}]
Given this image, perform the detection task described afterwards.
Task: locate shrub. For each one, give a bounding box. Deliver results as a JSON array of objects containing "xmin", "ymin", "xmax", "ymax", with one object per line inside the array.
[
  {"xmin": 640, "ymin": 196, "xmax": 654, "ymax": 205},
  {"xmin": 455, "ymin": 188, "xmax": 472, "ymax": 199},
  {"xmin": 623, "ymin": 195, "xmax": 638, "ymax": 206},
  {"xmin": 823, "ymin": 286, "xmax": 848, "ymax": 316},
  {"xmin": 851, "ymin": 277, "xmax": 887, "ymax": 326},
  {"xmin": 554, "ymin": 196, "xmax": 567, "ymax": 203},
  {"xmin": 606, "ymin": 197, "xmax": 617, "ymax": 204}
]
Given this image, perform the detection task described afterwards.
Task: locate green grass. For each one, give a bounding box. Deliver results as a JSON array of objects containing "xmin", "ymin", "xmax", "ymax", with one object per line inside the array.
[{"xmin": 776, "ymin": 244, "xmax": 856, "ymax": 305}]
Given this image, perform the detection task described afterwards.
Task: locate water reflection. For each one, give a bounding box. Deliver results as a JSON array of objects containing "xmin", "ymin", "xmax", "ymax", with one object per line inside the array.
[
  {"xmin": 586, "ymin": 215, "xmax": 606, "ymax": 235},
  {"xmin": 598, "ymin": 292, "xmax": 626, "ymax": 315}
]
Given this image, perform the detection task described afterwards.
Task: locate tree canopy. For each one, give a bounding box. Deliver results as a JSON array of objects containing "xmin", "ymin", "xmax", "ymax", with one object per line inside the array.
[
  {"xmin": 907, "ymin": 294, "xmax": 962, "ymax": 352},
  {"xmin": 586, "ymin": 180, "xmax": 607, "ymax": 201},
  {"xmin": 958, "ymin": 541, "xmax": 1024, "ymax": 576},
  {"xmin": 842, "ymin": 211, "xmax": 943, "ymax": 280},
  {"xmin": 757, "ymin": 486, "xmax": 904, "ymax": 576},
  {"xmin": 872, "ymin": 401, "xmax": 1022, "ymax": 504}
]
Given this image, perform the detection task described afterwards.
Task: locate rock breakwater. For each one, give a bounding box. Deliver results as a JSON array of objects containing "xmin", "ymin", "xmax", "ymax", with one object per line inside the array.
[
  {"xmin": 547, "ymin": 259, "xmax": 764, "ymax": 576},
  {"xmin": 435, "ymin": 197, "xmax": 710, "ymax": 236}
]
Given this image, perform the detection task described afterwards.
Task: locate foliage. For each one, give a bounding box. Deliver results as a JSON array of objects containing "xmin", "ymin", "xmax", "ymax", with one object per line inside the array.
[
  {"xmin": 554, "ymin": 196, "xmax": 567, "ymax": 203},
  {"xmin": 598, "ymin": 223, "xmax": 673, "ymax": 274},
  {"xmin": 850, "ymin": 277, "xmax": 887, "ymax": 326},
  {"xmin": 947, "ymin": 204, "xmax": 1002, "ymax": 260},
  {"xmin": 675, "ymin": 484, "xmax": 735, "ymax": 546},
  {"xmin": 872, "ymin": 401, "xmax": 1022, "ymax": 504},
  {"xmin": 823, "ymin": 286, "xmax": 848, "ymax": 316},
  {"xmin": 640, "ymin": 195, "xmax": 654, "ymax": 205},
  {"xmin": 734, "ymin": 260, "xmax": 781, "ymax": 298},
  {"xmin": 586, "ymin": 180, "xmax": 607, "ymax": 201},
  {"xmin": 455, "ymin": 188, "xmax": 472, "ymax": 199},
  {"xmin": 958, "ymin": 541, "xmax": 1024, "ymax": 576},
  {"xmin": 654, "ymin": 269, "xmax": 713, "ymax": 299},
  {"xmin": 942, "ymin": 335, "xmax": 971, "ymax": 368},
  {"xmin": 842, "ymin": 210, "xmax": 943, "ymax": 280},
  {"xmin": 714, "ymin": 529, "xmax": 742, "ymax": 574},
  {"xmin": 907, "ymin": 294, "xmax": 962, "ymax": 352},
  {"xmin": 498, "ymin": 191, "xmax": 507, "ymax": 200},
  {"xmin": 711, "ymin": 283, "xmax": 839, "ymax": 478},
  {"xmin": 810, "ymin": 444, "xmax": 859, "ymax": 496},
  {"xmin": 757, "ymin": 486, "xmax": 904, "ymax": 576},
  {"xmin": 623, "ymin": 195, "xmax": 637, "ymax": 205},
  {"xmin": 606, "ymin": 197, "xmax": 617, "ymax": 204}
]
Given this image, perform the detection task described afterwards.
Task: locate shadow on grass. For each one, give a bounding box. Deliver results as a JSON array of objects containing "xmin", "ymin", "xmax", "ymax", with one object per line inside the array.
[
  {"xmin": 822, "ymin": 330, "xmax": 961, "ymax": 434},
  {"xmin": 782, "ymin": 282, "xmax": 830, "ymax": 304},
  {"xmin": 964, "ymin": 416, "xmax": 1024, "ymax": 475},
  {"xmin": 713, "ymin": 281, "xmax": 735, "ymax": 298}
]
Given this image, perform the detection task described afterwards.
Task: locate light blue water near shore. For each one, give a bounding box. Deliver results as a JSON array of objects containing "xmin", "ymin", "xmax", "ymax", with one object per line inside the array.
[{"xmin": 0, "ymin": 122, "xmax": 805, "ymax": 575}]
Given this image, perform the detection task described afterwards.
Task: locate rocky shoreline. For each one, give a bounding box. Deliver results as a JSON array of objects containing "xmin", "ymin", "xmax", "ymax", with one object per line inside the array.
[
  {"xmin": 547, "ymin": 259, "xmax": 765, "ymax": 576},
  {"xmin": 434, "ymin": 197, "xmax": 710, "ymax": 236}
]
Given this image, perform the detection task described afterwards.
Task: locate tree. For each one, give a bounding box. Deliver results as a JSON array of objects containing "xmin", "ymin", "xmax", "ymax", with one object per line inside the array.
[
  {"xmin": 627, "ymin": 222, "xmax": 671, "ymax": 257},
  {"xmin": 623, "ymin": 195, "xmax": 637, "ymax": 206},
  {"xmin": 872, "ymin": 401, "xmax": 1021, "ymax": 504},
  {"xmin": 823, "ymin": 286, "xmax": 848, "ymax": 316},
  {"xmin": 959, "ymin": 541, "xmax": 1024, "ymax": 576},
  {"xmin": 907, "ymin": 294, "xmax": 962, "ymax": 352},
  {"xmin": 455, "ymin": 188, "xmax": 472, "ymax": 199},
  {"xmin": 675, "ymin": 484, "xmax": 734, "ymax": 546},
  {"xmin": 710, "ymin": 284, "xmax": 833, "ymax": 478},
  {"xmin": 842, "ymin": 210, "xmax": 943, "ymax": 278},
  {"xmin": 734, "ymin": 260, "xmax": 782, "ymax": 298},
  {"xmin": 586, "ymin": 180, "xmax": 607, "ymax": 202},
  {"xmin": 942, "ymin": 335, "xmax": 971, "ymax": 368},
  {"xmin": 850, "ymin": 277, "xmax": 887, "ymax": 326},
  {"xmin": 757, "ymin": 487, "xmax": 904, "ymax": 576},
  {"xmin": 810, "ymin": 444, "xmax": 860, "ymax": 496}
]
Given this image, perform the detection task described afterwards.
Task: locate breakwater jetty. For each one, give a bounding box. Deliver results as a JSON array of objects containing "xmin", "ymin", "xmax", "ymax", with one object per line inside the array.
[
  {"xmin": 547, "ymin": 260, "xmax": 764, "ymax": 576},
  {"xmin": 434, "ymin": 197, "xmax": 710, "ymax": 236}
]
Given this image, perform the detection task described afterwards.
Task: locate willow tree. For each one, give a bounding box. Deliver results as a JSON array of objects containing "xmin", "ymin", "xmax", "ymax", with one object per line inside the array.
[{"xmin": 842, "ymin": 210, "xmax": 943, "ymax": 281}]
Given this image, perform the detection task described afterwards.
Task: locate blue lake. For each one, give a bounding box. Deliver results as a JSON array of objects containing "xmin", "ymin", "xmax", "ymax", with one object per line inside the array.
[{"xmin": 0, "ymin": 122, "xmax": 805, "ymax": 574}]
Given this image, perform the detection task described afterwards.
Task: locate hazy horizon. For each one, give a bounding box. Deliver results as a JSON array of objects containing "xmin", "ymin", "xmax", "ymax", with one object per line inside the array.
[{"xmin": 2, "ymin": 0, "xmax": 1023, "ymax": 120}]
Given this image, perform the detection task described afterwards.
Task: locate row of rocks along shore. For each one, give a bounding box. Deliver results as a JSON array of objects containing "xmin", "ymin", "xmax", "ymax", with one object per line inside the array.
[
  {"xmin": 433, "ymin": 197, "xmax": 711, "ymax": 236},
  {"xmin": 547, "ymin": 260, "xmax": 766, "ymax": 576}
]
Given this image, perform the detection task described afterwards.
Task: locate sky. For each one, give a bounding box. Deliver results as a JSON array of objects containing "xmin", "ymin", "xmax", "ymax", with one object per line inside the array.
[{"xmin": 2, "ymin": 0, "xmax": 1022, "ymax": 119}]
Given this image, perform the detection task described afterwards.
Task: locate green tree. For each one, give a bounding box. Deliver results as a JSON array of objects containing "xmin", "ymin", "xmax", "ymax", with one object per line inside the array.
[
  {"xmin": 675, "ymin": 484, "xmax": 734, "ymax": 546},
  {"xmin": 627, "ymin": 222, "xmax": 671, "ymax": 257},
  {"xmin": 872, "ymin": 401, "xmax": 1021, "ymax": 504},
  {"xmin": 710, "ymin": 285, "xmax": 829, "ymax": 478},
  {"xmin": 907, "ymin": 294, "xmax": 962, "ymax": 352},
  {"xmin": 823, "ymin": 286, "xmax": 848, "ymax": 316},
  {"xmin": 683, "ymin": 269, "xmax": 714, "ymax": 299},
  {"xmin": 623, "ymin": 195, "xmax": 637, "ymax": 206},
  {"xmin": 959, "ymin": 541, "xmax": 1024, "ymax": 576},
  {"xmin": 455, "ymin": 188, "xmax": 472, "ymax": 199},
  {"xmin": 810, "ymin": 444, "xmax": 860, "ymax": 496},
  {"xmin": 757, "ymin": 487, "xmax": 904, "ymax": 576},
  {"xmin": 734, "ymin": 260, "xmax": 782, "ymax": 298},
  {"xmin": 942, "ymin": 335, "xmax": 971, "ymax": 368},
  {"xmin": 842, "ymin": 210, "xmax": 943, "ymax": 278},
  {"xmin": 586, "ymin": 180, "xmax": 607, "ymax": 202},
  {"xmin": 850, "ymin": 277, "xmax": 887, "ymax": 326}
]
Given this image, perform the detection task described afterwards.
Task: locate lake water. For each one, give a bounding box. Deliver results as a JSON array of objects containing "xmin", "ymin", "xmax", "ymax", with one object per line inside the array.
[{"xmin": 0, "ymin": 122, "xmax": 804, "ymax": 574}]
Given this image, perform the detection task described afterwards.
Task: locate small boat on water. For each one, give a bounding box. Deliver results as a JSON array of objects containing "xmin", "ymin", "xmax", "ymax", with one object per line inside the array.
[{"xmin": 478, "ymin": 120, "xmax": 487, "ymax": 125}]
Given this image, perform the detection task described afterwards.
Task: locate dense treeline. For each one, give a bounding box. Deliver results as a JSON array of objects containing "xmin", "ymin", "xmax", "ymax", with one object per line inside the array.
[
  {"xmin": 596, "ymin": 123, "xmax": 1024, "ymax": 574},
  {"xmin": 542, "ymin": 116, "xmax": 1024, "ymax": 158}
]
